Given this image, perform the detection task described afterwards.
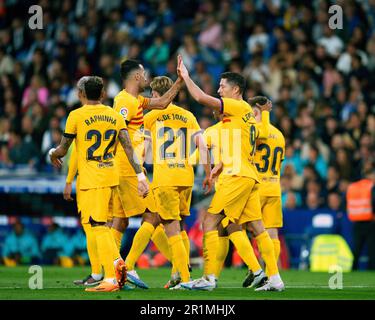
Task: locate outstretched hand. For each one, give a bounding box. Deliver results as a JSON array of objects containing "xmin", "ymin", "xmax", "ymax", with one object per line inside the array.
[{"xmin": 177, "ymin": 54, "xmax": 189, "ymax": 79}]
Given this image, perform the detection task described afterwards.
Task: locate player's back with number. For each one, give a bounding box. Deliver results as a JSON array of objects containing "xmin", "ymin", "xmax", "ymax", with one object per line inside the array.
[
  {"xmin": 65, "ymin": 104, "xmax": 125, "ymax": 190},
  {"xmin": 144, "ymin": 104, "xmax": 201, "ymax": 187},
  {"xmin": 255, "ymin": 125, "xmax": 285, "ymax": 197}
]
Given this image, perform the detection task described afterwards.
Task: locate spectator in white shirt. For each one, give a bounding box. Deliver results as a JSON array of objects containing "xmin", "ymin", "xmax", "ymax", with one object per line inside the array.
[{"xmin": 318, "ymin": 26, "xmax": 344, "ymax": 58}]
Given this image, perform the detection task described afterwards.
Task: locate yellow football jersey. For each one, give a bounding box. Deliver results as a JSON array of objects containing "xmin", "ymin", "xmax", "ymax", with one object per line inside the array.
[
  {"xmin": 144, "ymin": 103, "xmax": 201, "ymax": 187},
  {"xmin": 190, "ymin": 121, "xmax": 223, "ymax": 165},
  {"xmin": 113, "ymin": 90, "xmax": 150, "ymax": 177},
  {"xmin": 220, "ymin": 98, "xmax": 270, "ymax": 180},
  {"xmin": 64, "ymin": 104, "xmax": 127, "ymax": 190},
  {"xmin": 204, "ymin": 121, "xmax": 224, "ymax": 187},
  {"xmin": 254, "ymin": 124, "xmax": 285, "ymax": 197},
  {"xmin": 204, "ymin": 121, "xmax": 223, "ymax": 165}
]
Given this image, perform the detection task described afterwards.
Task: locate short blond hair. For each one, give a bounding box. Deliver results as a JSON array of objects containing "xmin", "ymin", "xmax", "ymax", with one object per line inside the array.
[{"xmin": 150, "ymin": 76, "xmax": 173, "ymax": 96}]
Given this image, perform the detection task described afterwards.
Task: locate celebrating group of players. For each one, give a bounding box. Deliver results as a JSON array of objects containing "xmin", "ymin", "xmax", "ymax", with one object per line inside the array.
[{"xmin": 49, "ymin": 54, "xmax": 285, "ymax": 292}]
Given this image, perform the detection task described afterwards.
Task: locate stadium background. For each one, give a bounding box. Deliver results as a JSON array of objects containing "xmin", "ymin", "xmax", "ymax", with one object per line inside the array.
[{"xmin": 0, "ymin": 0, "xmax": 374, "ymax": 271}]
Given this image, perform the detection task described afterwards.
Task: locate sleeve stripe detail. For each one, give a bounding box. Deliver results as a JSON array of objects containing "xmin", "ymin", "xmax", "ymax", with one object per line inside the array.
[
  {"xmin": 140, "ymin": 97, "xmax": 151, "ymax": 108},
  {"xmin": 63, "ymin": 133, "xmax": 76, "ymax": 138},
  {"xmin": 129, "ymin": 120, "xmax": 144, "ymax": 125},
  {"xmin": 219, "ymin": 98, "xmax": 224, "ymax": 114},
  {"xmin": 132, "ymin": 115, "xmax": 143, "ymax": 120}
]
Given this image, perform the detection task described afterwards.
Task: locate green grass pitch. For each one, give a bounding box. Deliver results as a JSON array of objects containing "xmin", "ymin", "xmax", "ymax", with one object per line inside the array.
[{"xmin": 0, "ymin": 266, "xmax": 374, "ymax": 300}]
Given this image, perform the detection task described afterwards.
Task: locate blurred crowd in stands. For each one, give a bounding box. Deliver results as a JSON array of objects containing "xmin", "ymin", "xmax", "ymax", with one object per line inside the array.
[
  {"xmin": 1, "ymin": 220, "xmax": 88, "ymax": 267},
  {"xmin": 0, "ymin": 219, "xmax": 173, "ymax": 268},
  {"xmin": 0, "ymin": 0, "xmax": 374, "ymax": 215}
]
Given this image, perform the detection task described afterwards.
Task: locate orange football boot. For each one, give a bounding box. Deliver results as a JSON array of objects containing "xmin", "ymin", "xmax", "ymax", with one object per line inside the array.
[
  {"xmin": 85, "ymin": 281, "xmax": 119, "ymax": 292},
  {"xmin": 115, "ymin": 259, "xmax": 127, "ymax": 289}
]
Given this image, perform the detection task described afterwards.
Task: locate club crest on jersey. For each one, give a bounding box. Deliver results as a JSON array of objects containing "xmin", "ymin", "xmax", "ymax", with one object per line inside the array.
[{"xmin": 120, "ymin": 107, "xmax": 128, "ymax": 120}]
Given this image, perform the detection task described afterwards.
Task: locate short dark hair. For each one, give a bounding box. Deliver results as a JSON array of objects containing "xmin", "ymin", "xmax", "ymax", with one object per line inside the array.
[
  {"xmin": 221, "ymin": 72, "xmax": 245, "ymax": 94},
  {"xmin": 248, "ymin": 96, "xmax": 269, "ymax": 108},
  {"xmin": 78, "ymin": 76, "xmax": 104, "ymax": 100},
  {"xmin": 120, "ymin": 59, "xmax": 142, "ymax": 80}
]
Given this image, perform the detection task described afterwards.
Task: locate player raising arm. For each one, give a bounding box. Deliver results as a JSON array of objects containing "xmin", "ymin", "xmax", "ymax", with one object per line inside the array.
[
  {"xmin": 109, "ymin": 59, "xmax": 184, "ymax": 289},
  {"xmin": 177, "ymin": 56, "xmax": 284, "ymax": 292}
]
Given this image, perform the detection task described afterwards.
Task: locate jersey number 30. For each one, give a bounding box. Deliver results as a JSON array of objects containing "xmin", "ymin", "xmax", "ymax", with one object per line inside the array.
[{"xmin": 256, "ymin": 144, "xmax": 283, "ymax": 175}]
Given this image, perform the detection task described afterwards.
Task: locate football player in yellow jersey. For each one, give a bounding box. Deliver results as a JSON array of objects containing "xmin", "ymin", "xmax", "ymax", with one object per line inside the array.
[
  {"xmin": 110, "ymin": 60, "xmax": 183, "ymax": 289},
  {"xmin": 195, "ymin": 111, "xmax": 268, "ymax": 287},
  {"xmin": 177, "ymin": 56, "xmax": 284, "ymax": 291},
  {"xmin": 63, "ymin": 142, "xmax": 104, "ymax": 287},
  {"xmin": 143, "ymin": 76, "xmax": 212, "ymax": 289},
  {"xmin": 242, "ymin": 96, "xmax": 285, "ymax": 285},
  {"xmin": 207, "ymin": 98, "xmax": 285, "ymax": 287},
  {"xmin": 49, "ymin": 76, "xmax": 149, "ymax": 292}
]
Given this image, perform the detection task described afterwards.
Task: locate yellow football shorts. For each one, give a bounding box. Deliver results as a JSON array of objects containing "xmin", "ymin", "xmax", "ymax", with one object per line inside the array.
[
  {"xmin": 208, "ymin": 176, "xmax": 262, "ymax": 225},
  {"xmin": 153, "ymin": 186, "xmax": 192, "ymax": 221},
  {"xmin": 260, "ymin": 196, "xmax": 283, "ymax": 228},
  {"xmin": 112, "ymin": 176, "xmax": 157, "ymax": 218},
  {"xmin": 79, "ymin": 186, "xmax": 115, "ymax": 224}
]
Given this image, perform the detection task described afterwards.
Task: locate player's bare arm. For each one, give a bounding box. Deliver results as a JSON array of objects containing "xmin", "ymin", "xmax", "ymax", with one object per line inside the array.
[
  {"xmin": 256, "ymin": 100, "xmax": 272, "ymax": 140},
  {"xmin": 143, "ymin": 77, "xmax": 184, "ymax": 110},
  {"xmin": 118, "ymin": 129, "xmax": 143, "ymax": 174},
  {"xmin": 177, "ymin": 55, "xmax": 222, "ymax": 112},
  {"xmin": 49, "ymin": 136, "xmax": 74, "ymax": 169},
  {"xmin": 118, "ymin": 128, "xmax": 149, "ymax": 197},
  {"xmin": 210, "ymin": 161, "xmax": 223, "ymax": 181}
]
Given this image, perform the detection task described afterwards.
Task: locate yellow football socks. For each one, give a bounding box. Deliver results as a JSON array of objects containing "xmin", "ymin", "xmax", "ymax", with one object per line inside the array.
[
  {"xmin": 181, "ymin": 230, "xmax": 190, "ymax": 266},
  {"xmin": 125, "ymin": 221, "xmax": 154, "ymax": 271},
  {"xmin": 273, "ymin": 238, "xmax": 281, "ymax": 262},
  {"xmin": 111, "ymin": 228, "xmax": 123, "ymax": 251},
  {"xmin": 204, "ymin": 230, "xmax": 219, "ymax": 276},
  {"xmin": 168, "ymin": 234, "xmax": 190, "ymax": 282},
  {"xmin": 215, "ymin": 236, "xmax": 229, "ymax": 278},
  {"xmin": 82, "ymin": 223, "xmax": 101, "ymax": 275},
  {"xmin": 229, "ymin": 231, "xmax": 261, "ymax": 273},
  {"xmin": 151, "ymin": 224, "xmax": 172, "ymax": 261},
  {"xmin": 265, "ymin": 238, "xmax": 281, "ymax": 276},
  {"xmin": 202, "ymin": 233, "xmax": 209, "ymax": 276},
  {"xmin": 256, "ymin": 231, "xmax": 278, "ymax": 277},
  {"xmin": 92, "ymin": 226, "xmax": 116, "ymax": 279}
]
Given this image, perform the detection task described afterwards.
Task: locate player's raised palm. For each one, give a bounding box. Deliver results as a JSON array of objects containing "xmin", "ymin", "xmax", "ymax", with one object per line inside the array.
[{"xmin": 177, "ymin": 55, "xmax": 189, "ymax": 79}]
